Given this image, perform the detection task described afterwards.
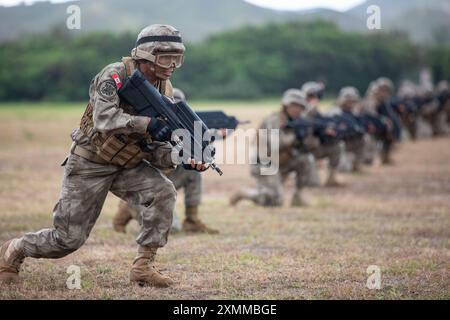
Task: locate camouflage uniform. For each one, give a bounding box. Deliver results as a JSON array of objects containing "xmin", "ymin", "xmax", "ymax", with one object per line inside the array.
[
  {"xmin": 230, "ymin": 89, "xmax": 313, "ymax": 207},
  {"xmin": 245, "ymin": 112, "xmax": 313, "ymax": 206},
  {"xmin": 329, "ymin": 86, "xmax": 366, "ymax": 172},
  {"xmin": 397, "ymin": 81, "xmax": 419, "ymax": 140},
  {"xmin": 20, "ymin": 59, "xmax": 177, "ymax": 258},
  {"xmin": 360, "ymin": 77, "xmax": 401, "ymax": 165},
  {"xmin": 426, "ymin": 81, "xmax": 450, "ymax": 136},
  {"xmin": 436, "ymin": 81, "xmax": 450, "ymax": 128},
  {"xmin": 115, "ymin": 165, "xmax": 202, "ymax": 231},
  {"xmin": 0, "ymin": 24, "xmax": 189, "ymax": 287},
  {"xmin": 307, "ymin": 106, "xmax": 344, "ymax": 178},
  {"xmin": 358, "ymin": 81, "xmax": 380, "ymax": 165},
  {"xmin": 302, "ymin": 82, "xmax": 344, "ymax": 186}
]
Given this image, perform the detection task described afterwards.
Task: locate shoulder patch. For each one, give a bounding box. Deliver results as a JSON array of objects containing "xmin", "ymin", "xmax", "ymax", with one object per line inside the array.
[
  {"xmin": 98, "ymin": 80, "xmax": 117, "ymax": 100},
  {"xmin": 111, "ymin": 72, "xmax": 122, "ymax": 89}
]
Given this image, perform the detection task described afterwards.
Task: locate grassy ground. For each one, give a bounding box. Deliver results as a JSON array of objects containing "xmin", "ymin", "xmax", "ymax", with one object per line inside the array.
[{"xmin": 0, "ymin": 102, "xmax": 449, "ymax": 299}]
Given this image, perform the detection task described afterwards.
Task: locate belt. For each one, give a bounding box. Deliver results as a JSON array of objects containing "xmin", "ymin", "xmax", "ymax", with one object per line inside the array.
[{"xmin": 71, "ymin": 143, "xmax": 109, "ymax": 165}]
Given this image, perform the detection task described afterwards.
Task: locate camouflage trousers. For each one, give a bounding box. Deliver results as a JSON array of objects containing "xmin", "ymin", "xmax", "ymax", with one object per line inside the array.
[
  {"xmin": 426, "ymin": 111, "xmax": 449, "ymax": 136},
  {"xmin": 118, "ymin": 165, "xmax": 202, "ymax": 229},
  {"xmin": 344, "ymin": 136, "xmax": 365, "ymax": 169},
  {"xmin": 303, "ymin": 141, "xmax": 343, "ymax": 185},
  {"xmin": 362, "ymin": 134, "xmax": 379, "ymax": 165},
  {"xmin": 311, "ymin": 142, "xmax": 343, "ymax": 169},
  {"xmin": 20, "ymin": 154, "xmax": 176, "ymax": 259},
  {"xmin": 247, "ymin": 153, "xmax": 313, "ymax": 207},
  {"xmin": 169, "ymin": 166, "xmax": 202, "ymax": 208}
]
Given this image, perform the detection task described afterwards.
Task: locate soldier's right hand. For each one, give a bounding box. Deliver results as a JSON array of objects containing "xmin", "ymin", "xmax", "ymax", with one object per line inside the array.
[
  {"xmin": 147, "ymin": 117, "xmax": 173, "ymax": 142},
  {"xmin": 324, "ymin": 127, "xmax": 337, "ymax": 137}
]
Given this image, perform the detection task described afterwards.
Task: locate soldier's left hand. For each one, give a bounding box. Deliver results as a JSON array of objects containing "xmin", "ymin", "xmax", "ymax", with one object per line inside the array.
[
  {"xmin": 325, "ymin": 127, "xmax": 337, "ymax": 136},
  {"xmin": 187, "ymin": 158, "xmax": 208, "ymax": 171},
  {"xmin": 218, "ymin": 128, "xmax": 228, "ymax": 138}
]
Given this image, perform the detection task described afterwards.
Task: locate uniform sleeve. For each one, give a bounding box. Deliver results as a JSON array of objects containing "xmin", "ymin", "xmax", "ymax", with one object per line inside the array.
[
  {"xmin": 144, "ymin": 142, "xmax": 176, "ymax": 170},
  {"xmin": 258, "ymin": 115, "xmax": 296, "ymax": 156},
  {"xmin": 279, "ymin": 129, "xmax": 296, "ymax": 150},
  {"xmin": 90, "ymin": 67, "xmax": 150, "ymax": 135}
]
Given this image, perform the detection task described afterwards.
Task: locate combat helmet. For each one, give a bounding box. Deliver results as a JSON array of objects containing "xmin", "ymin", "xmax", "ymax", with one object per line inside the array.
[
  {"xmin": 131, "ymin": 24, "xmax": 186, "ymax": 66},
  {"xmin": 337, "ymin": 86, "xmax": 360, "ymax": 105},
  {"xmin": 301, "ymin": 81, "xmax": 325, "ymax": 99},
  {"xmin": 282, "ymin": 89, "xmax": 307, "ymax": 108}
]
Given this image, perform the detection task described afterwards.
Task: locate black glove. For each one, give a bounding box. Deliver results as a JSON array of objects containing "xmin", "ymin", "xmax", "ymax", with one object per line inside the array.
[
  {"xmin": 182, "ymin": 162, "xmax": 209, "ymax": 172},
  {"xmin": 147, "ymin": 117, "xmax": 173, "ymax": 142}
]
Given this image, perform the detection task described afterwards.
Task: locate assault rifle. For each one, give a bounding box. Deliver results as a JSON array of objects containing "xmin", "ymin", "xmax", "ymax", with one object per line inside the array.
[
  {"xmin": 319, "ymin": 114, "xmax": 365, "ymax": 141},
  {"xmin": 355, "ymin": 113, "xmax": 387, "ymax": 137},
  {"xmin": 118, "ymin": 69, "xmax": 223, "ymax": 176},
  {"xmin": 286, "ymin": 117, "xmax": 337, "ymax": 145},
  {"xmin": 287, "ymin": 115, "xmax": 364, "ymax": 145},
  {"xmin": 196, "ymin": 111, "xmax": 249, "ymax": 130}
]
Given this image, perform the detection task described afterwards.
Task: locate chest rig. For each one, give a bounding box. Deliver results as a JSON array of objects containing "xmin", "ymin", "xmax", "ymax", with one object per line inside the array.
[{"xmin": 75, "ymin": 58, "xmax": 172, "ymax": 168}]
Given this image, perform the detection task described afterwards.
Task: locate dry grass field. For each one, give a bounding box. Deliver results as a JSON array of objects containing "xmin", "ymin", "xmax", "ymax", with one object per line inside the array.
[{"xmin": 0, "ymin": 102, "xmax": 449, "ymax": 299}]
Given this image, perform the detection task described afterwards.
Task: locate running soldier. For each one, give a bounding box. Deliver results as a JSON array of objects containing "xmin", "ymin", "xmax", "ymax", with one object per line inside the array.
[{"xmin": 0, "ymin": 24, "xmax": 206, "ymax": 287}]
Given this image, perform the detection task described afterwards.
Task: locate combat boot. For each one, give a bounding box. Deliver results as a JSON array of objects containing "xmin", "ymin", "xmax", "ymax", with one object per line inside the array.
[
  {"xmin": 325, "ymin": 171, "xmax": 343, "ymax": 188},
  {"xmin": 182, "ymin": 206, "xmax": 219, "ymax": 234},
  {"xmin": 291, "ymin": 190, "xmax": 308, "ymax": 207},
  {"xmin": 352, "ymin": 160, "xmax": 363, "ymax": 173},
  {"xmin": 0, "ymin": 238, "xmax": 25, "ymax": 284},
  {"xmin": 306, "ymin": 166, "xmax": 321, "ymax": 188},
  {"xmin": 381, "ymin": 151, "xmax": 395, "ymax": 165},
  {"xmin": 130, "ymin": 245, "xmax": 174, "ymax": 288},
  {"xmin": 229, "ymin": 190, "xmax": 248, "ymax": 206},
  {"xmin": 112, "ymin": 201, "xmax": 134, "ymax": 233}
]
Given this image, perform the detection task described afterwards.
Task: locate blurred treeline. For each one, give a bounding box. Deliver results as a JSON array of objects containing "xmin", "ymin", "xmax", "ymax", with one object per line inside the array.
[{"xmin": 0, "ymin": 20, "xmax": 449, "ymax": 101}]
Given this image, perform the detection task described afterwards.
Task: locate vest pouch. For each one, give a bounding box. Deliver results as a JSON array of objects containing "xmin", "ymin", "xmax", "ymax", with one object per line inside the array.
[
  {"xmin": 96, "ymin": 135, "xmax": 127, "ymax": 163},
  {"xmin": 112, "ymin": 143, "xmax": 142, "ymax": 167}
]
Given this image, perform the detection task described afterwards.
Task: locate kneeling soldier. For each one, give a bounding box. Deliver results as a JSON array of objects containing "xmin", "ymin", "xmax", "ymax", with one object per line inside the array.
[
  {"xmin": 302, "ymin": 82, "xmax": 344, "ymax": 187},
  {"xmin": 330, "ymin": 87, "xmax": 366, "ymax": 172},
  {"xmin": 230, "ymin": 89, "xmax": 315, "ymax": 207}
]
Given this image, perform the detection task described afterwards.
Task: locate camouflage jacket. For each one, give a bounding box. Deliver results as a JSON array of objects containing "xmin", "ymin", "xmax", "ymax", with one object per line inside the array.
[
  {"xmin": 255, "ymin": 111, "xmax": 299, "ymax": 168},
  {"xmin": 71, "ymin": 58, "xmax": 175, "ymax": 169}
]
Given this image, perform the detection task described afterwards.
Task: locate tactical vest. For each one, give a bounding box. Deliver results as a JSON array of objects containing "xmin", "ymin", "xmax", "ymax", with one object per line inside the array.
[{"xmin": 74, "ymin": 57, "xmax": 173, "ymax": 168}]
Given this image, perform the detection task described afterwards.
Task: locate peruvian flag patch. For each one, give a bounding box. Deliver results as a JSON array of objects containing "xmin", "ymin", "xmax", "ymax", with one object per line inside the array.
[{"xmin": 111, "ymin": 73, "xmax": 122, "ymax": 89}]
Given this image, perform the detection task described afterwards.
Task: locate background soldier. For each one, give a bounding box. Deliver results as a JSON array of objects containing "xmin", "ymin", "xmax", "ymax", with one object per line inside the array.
[
  {"xmin": 330, "ymin": 86, "xmax": 366, "ymax": 172},
  {"xmin": 113, "ymin": 88, "xmax": 219, "ymax": 235},
  {"xmin": 396, "ymin": 80, "xmax": 420, "ymax": 140},
  {"xmin": 0, "ymin": 24, "xmax": 206, "ymax": 287},
  {"xmin": 436, "ymin": 80, "xmax": 450, "ymax": 130},
  {"xmin": 361, "ymin": 77, "xmax": 401, "ymax": 165},
  {"xmin": 418, "ymin": 81, "xmax": 450, "ymax": 136},
  {"xmin": 230, "ymin": 89, "xmax": 315, "ymax": 207},
  {"xmin": 302, "ymin": 81, "xmax": 344, "ymax": 187}
]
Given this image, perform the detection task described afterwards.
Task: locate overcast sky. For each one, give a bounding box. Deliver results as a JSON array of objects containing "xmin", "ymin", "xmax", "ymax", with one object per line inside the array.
[
  {"xmin": 0, "ymin": 0, "xmax": 365, "ymax": 11},
  {"xmin": 245, "ymin": 0, "xmax": 365, "ymax": 11}
]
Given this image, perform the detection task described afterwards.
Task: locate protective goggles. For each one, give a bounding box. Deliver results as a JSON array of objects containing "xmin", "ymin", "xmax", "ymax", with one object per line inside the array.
[
  {"xmin": 153, "ymin": 53, "xmax": 184, "ymax": 68},
  {"xmin": 132, "ymin": 48, "xmax": 184, "ymax": 69}
]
